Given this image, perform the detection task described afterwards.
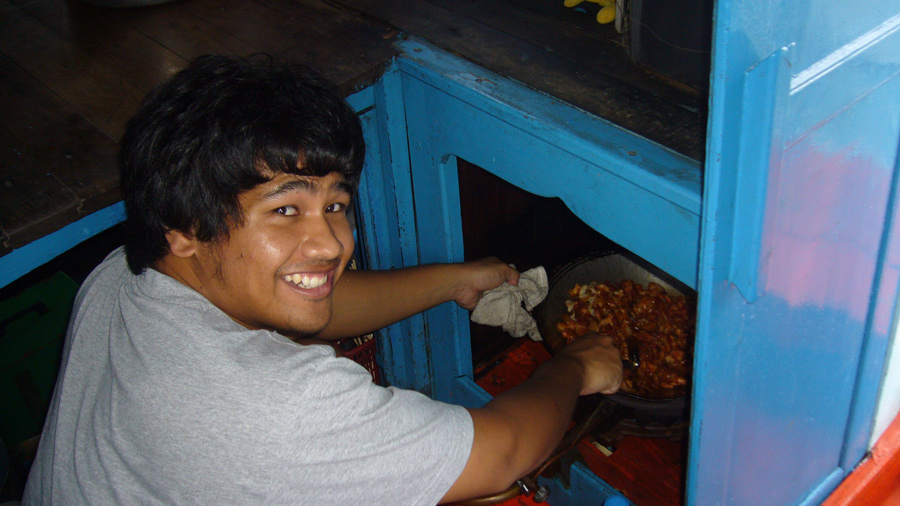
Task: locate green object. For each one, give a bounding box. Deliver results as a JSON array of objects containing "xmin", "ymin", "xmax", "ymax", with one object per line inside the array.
[{"xmin": 0, "ymin": 272, "xmax": 77, "ymax": 449}]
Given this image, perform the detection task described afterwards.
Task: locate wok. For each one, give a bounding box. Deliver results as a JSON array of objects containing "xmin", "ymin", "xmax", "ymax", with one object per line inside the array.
[
  {"xmin": 534, "ymin": 250, "xmax": 696, "ymax": 422},
  {"xmin": 460, "ymin": 250, "xmax": 695, "ymax": 506}
]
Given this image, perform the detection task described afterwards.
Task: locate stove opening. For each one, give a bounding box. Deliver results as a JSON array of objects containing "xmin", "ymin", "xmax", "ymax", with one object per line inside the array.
[
  {"xmin": 458, "ymin": 159, "xmax": 616, "ymax": 369},
  {"xmin": 458, "ymin": 158, "xmax": 690, "ymax": 506}
]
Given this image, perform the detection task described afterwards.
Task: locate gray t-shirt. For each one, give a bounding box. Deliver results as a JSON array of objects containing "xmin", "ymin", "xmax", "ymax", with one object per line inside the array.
[{"xmin": 23, "ymin": 247, "xmax": 473, "ymax": 505}]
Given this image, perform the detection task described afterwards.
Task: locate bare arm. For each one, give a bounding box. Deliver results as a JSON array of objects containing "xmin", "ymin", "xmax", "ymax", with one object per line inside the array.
[
  {"xmin": 441, "ymin": 334, "xmax": 623, "ymax": 503},
  {"xmin": 314, "ymin": 257, "xmax": 519, "ymax": 340}
]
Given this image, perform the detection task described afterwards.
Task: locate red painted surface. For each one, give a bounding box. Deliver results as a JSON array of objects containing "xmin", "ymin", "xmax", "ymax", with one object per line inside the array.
[
  {"xmin": 446, "ymin": 494, "xmax": 550, "ymax": 506},
  {"xmin": 469, "ymin": 338, "xmax": 900, "ymax": 506},
  {"xmin": 821, "ymin": 411, "xmax": 900, "ymax": 506},
  {"xmin": 577, "ymin": 437, "xmax": 684, "ymax": 506},
  {"xmin": 459, "ymin": 339, "xmax": 685, "ymax": 506},
  {"xmin": 476, "ymin": 340, "xmax": 552, "ymax": 397}
]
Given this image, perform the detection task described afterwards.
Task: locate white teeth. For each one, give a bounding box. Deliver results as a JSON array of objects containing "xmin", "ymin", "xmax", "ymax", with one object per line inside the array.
[{"xmin": 283, "ymin": 273, "xmax": 327, "ymax": 289}]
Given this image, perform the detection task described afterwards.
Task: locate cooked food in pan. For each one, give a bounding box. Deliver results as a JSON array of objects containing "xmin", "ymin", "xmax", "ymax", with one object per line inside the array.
[{"xmin": 556, "ymin": 279, "xmax": 695, "ymax": 398}]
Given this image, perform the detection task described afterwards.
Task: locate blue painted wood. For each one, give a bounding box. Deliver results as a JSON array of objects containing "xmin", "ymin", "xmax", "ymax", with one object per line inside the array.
[
  {"xmin": 689, "ymin": 2, "xmax": 900, "ymax": 505},
  {"xmin": 730, "ymin": 45, "xmax": 791, "ymax": 303},
  {"xmin": 0, "ymin": 202, "xmax": 126, "ymax": 289},
  {"xmin": 396, "ymin": 73, "xmax": 475, "ymax": 402},
  {"xmin": 344, "ymin": 40, "xmax": 702, "ymax": 504},
  {"xmin": 839, "ymin": 76, "xmax": 900, "ymax": 468},
  {"xmin": 394, "ymin": 41, "xmax": 702, "ymax": 216},
  {"xmin": 451, "ymin": 375, "xmax": 492, "ymax": 409},
  {"xmin": 394, "ymin": 39, "xmax": 702, "ymax": 290},
  {"xmin": 354, "ymin": 18, "xmax": 900, "ymax": 504},
  {"xmin": 368, "ymin": 39, "xmax": 702, "ymax": 408},
  {"xmin": 350, "ymin": 65, "xmax": 437, "ymax": 393},
  {"xmin": 797, "ymin": 469, "xmax": 847, "ymax": 506},
  {"xmin": 786, "ymin": 14, "xmax": 900, "ymax": 146},
  {"xmin": 353, "ymin": 76, "xmax": 406, "ymax": 389},
  {"xmin": 343, "ymin": 86, "xmax": 374, "ymax": 115},
  {"xmin": 539, "ymin": 461, "xmax": 626, "ymax": 506}
]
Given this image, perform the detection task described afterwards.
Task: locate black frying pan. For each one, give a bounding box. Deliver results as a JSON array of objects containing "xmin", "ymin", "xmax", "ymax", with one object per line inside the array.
[{"xmin": 534, "ymin": 250, "xmax": 696, "ymax": 422}]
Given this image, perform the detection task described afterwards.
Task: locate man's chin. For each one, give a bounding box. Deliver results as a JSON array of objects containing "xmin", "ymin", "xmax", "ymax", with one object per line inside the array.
[
  {"xmin": 278, "ymin": 315, "xmax": 332, "ymax": 341},
  {"xmin": 290, "ymin": 336, "xmax": 336, "ymax": 346}
]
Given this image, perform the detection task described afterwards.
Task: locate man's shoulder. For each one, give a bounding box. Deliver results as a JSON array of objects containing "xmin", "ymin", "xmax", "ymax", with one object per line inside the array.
[
  {"xmin": 74, "ymin": 246, "xmax": 129, "ymax": 301},
  {"xmin": 76, "ymin": 246, "xmax": 206, "ymax": 323}
]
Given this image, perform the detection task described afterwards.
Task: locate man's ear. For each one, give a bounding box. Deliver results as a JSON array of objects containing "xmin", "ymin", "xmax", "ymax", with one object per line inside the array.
[{"xmin": 165, "ymin": 229, "xmax": 199, "ymax": 258}]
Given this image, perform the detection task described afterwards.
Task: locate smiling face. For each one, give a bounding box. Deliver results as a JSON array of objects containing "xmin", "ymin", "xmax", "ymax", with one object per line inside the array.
[{"xmin": 158, "ymin": 171, "xmax": 355, "ymax": 336}]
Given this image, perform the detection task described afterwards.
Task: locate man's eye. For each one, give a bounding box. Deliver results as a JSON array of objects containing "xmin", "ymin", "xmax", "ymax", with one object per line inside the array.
[
  {"xmin": 275, "ymin": 206, "xmax": 299, "ymax": 216},
  {"xmin": 327, "ymin": 202, "xmax": 348, "ymax": 213}
]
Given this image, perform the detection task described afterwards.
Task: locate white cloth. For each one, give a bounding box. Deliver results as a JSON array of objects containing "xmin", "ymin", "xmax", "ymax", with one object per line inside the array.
[{"xmin": 471, "ymin": 266, "xmax": 548, "ymax": 341}]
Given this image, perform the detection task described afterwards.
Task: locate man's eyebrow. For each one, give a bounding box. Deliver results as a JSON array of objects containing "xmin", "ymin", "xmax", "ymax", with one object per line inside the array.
[
  {"xmin": 260, "ymin": 177, "xmax": 352, "ymax": 201},
  {"xmin": 334, "ymin": 180, "xmax": 354, "ymax": 195}
]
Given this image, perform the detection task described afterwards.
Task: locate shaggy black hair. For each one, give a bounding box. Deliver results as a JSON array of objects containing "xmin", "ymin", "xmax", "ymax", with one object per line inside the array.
[{"xmin": 118, "ymin": 54, "xmax": 365, "ymax": 274}]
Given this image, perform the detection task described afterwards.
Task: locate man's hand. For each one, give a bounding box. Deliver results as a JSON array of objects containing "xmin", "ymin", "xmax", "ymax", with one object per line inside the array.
[
  {"xmin": 451, "ymin": 257, "xmax": 520, "ymax": 310},
  {"xmin": 443, "ymin": 332, "xmax": 622, "ymax": 502},
  {"xmin": 555, "ymin": 333, "xmax": 623, "ymax": 395}
]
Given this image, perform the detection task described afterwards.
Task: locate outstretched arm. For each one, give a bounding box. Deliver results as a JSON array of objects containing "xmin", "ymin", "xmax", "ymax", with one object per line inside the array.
[
  {"xmin": 441, "ymin": 333, "xmax": 623, "ymax": 503},
  {"xmin": 314, "ymin": 257, "xmax": 519, "ymax": 340}
]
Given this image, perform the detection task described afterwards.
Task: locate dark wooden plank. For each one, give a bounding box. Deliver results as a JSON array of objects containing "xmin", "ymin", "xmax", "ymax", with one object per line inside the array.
[
  {"xmin": 334, "ymin": 0, "xmax": 705, "ymax": 160},
  {"xmin": 0, "ymin": 0, "xmax": 182, "ymax": 141},
  {"xmin": 418, "ymin": 0, "xmax": 705, "ymax": 107},
  {"xmin": 0, "ymin": 0, "xmax": 397, "ymax": 259},
  {"xmin": 0, "ymin": 53, "xmax": 120, "ymax": 250},
  {"xmin": 182, "ymin": 0, "xmax": 398, "ymax": 91},
  {"xmin": 0, "ymin": 126, "xmax": 80, "ymax": 251},
  {"xmin": 0, "ymin": 230, "xmax": 8, "ymax": 257},
  {"xmin": 15, "ymin": 0, "xmax": 190, "ymax": 87},
  {"xmin": 110, "ymin": 0, "xmax": 259, "ymax": 61},
  {"xmin": 578, "ymin": 435, "xmax": 686, "ymax": 506}
]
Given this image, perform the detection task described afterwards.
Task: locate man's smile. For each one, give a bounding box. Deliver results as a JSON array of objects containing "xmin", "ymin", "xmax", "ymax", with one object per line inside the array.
[{"xmin": 282, "ymin": 271, "xmax": 331, "ymax": 290}]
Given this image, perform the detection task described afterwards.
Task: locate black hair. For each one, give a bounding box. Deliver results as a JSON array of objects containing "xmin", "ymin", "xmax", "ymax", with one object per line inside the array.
[{"xmin": 118, "ymin": 54, "xmax": 365, "ymax": 274}]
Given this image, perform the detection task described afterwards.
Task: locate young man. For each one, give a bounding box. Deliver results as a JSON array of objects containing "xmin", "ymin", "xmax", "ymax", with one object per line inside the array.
[{"xmin": 23, "ymin": 55, "xmax": 622, "ymax": 505}]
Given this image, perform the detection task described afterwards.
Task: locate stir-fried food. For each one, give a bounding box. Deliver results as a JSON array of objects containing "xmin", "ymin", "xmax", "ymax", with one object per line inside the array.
[{"xmin": 556, "ymin": 279, "xmax": 695, "ymax": 398}]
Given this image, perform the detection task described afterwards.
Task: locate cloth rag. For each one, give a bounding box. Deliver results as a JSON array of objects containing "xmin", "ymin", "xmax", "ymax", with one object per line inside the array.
[{"xmin": 471, "ymin": 266, "xmax": 548, "ymax": 341}]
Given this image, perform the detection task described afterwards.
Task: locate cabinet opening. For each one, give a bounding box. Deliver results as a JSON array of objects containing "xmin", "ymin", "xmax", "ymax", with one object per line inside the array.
[{"xmin": 458, "ymin": 158, "xmax": 691, "ymax": 506}]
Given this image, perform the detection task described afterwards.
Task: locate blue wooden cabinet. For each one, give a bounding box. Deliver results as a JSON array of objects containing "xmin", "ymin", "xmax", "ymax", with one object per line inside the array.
[
  {"xmin": 692, "ymin": 1, "xmax": 900, "ymax": 504},
  {"xmin": 352, "ymin": 3, "xmax": 900, "ymax": 504}
]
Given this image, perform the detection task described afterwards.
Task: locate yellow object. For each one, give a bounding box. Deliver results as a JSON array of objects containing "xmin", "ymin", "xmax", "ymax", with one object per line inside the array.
[
  {"xmin": 564, "ymin": 0, "xmax": 617, "ymax": 24},
  {"xmin": 596, "ymin": 3, "xmax": 616, "ymax": 23}
]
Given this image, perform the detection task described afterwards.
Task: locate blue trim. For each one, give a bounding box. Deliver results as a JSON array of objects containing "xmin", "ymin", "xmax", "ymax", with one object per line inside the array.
[
  {"xmin": 729, "ymin": 45, "xmax": 791, "ymax": 303},
  {"xmin": 393, "ymin": 39, "xmax": 702, "ymax": 214},
  {"xmin": 796, "ymin": 469, "xmax": 846, "ymax": 506},
  {"xmin": 539, "ymin": 461, "xmax": 629, "ymax": 506},
  {"xmin": 393, "ymin": 39, "xmax": 702, "ymax": 289},
  {"xmin": 345, "ymin": 86, "xmax": 375, "ymax": 114},
  {"xmin": 0, "ymin": 202, "xmax": 126, "ymax": 289},
  {"xmin": 451, "ymin": 375, "xmax": 493, "ymax": 408},
  {"xmin": 842, "ymin": 91, "xmax": 900, "ymax": 468}
]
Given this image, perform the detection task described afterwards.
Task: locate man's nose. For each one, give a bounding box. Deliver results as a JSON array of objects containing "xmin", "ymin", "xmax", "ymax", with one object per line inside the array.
[{"xmin": 299, "ymin": 216, "xmax": 343, "ymax": 260}]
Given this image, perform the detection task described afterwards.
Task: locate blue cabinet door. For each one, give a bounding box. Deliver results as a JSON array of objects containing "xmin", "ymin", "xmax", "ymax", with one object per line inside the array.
[{"xmin": 691, "ymin": 1, "xmax": 900, "ymax": 504}]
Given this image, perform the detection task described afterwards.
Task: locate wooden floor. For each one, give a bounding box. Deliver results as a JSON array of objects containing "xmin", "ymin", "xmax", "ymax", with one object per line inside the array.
[
  {"xmin": 0, "ymin": 0, "xmax": 706, "ymax": 261},
  {"xmin": 335, "ymin": 0, "xmax": 708, "ymax": 160},
  {"xmin": 0, "ymin": 0, "xmax": 397, "ymax": 256}
]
